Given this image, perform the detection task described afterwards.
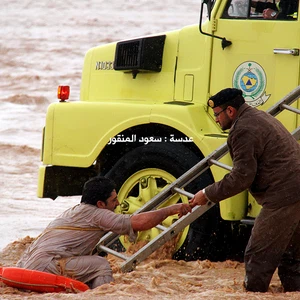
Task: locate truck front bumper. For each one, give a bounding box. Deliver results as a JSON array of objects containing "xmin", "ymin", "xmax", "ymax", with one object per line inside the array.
[{"xmin": 37, "ymin": 165, "xmax": 98, "ymax": 199}]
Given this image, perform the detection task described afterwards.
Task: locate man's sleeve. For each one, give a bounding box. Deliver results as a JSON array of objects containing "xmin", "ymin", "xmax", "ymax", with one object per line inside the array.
[
  {"xmin": 95, "ymin": 210, "xmax": 137, "ymax": 241},
  {"xmin": 205, "ymin": 126, "xmax": 260, "ymax": 203}
]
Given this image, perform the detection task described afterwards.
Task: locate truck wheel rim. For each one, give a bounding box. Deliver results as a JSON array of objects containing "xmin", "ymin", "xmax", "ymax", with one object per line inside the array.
[{"xmin": 115, "ymin": 168, "xmax": 189, "ymax": 252}]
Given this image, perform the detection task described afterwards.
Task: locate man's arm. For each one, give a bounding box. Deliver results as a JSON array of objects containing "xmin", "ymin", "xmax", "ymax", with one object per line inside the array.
[
  {"xmin": 130, "ymin": 203, "xmax": 191, "ymax": 232},
  {"xmin": 190, "ymin": 126, "xmax": 259, "ymax": 206}
]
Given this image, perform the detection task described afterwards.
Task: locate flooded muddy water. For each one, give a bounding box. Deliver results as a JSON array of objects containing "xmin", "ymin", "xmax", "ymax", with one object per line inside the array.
[{"xmin": 0, "ymin": 0, "xmax": 299, "ymax": 299}]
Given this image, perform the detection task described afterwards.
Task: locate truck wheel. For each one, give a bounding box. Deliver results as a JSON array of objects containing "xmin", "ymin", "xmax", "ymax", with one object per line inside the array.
[{"xmin": 105, "ymin": 143, "xmax": 226, "ymax": 261}]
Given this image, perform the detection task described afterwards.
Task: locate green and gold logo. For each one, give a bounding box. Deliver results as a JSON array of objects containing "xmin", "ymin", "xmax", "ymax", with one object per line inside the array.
[{"xmin": 233, "ymin": 61, "xmax": 270, "ymax": 107}]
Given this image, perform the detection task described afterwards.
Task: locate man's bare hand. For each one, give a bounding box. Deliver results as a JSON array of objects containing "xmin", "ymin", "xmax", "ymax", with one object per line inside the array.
[
  {"xmin": 189, "ymin": 190, "xmax": 208, "ymax": 208},
  {"xmin": 263, "ymin": 8, "xmax": 278, "ymax": 19},
  {"xmin": 170, "ymin": 203, "xmax": 192, "ymax": 218}
]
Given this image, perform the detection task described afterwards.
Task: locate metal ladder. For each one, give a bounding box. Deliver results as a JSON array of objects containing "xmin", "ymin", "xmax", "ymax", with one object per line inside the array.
[{"xmin": 96, "ymin": 86, "xmax": 300, "ymax": 272}]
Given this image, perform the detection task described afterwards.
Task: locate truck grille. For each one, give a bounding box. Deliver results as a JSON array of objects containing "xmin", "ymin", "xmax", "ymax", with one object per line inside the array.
[{"xmin": 114, "ymin": 35, "xmax": 166, "ymax": 73}]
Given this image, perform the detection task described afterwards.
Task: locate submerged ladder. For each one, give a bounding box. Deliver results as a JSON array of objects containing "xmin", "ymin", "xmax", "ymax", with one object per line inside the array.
[{"xmin": 97, "ymin": 86, "xmax": 300, "ymax": 272}]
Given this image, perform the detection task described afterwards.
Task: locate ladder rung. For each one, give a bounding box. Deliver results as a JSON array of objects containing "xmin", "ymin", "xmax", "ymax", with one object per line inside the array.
[
  {"xmin": 97, "ymin": 245, "xmax": 129, "ymax": 261},
  {"xmin": 209, "ymin": 159, "xmax": 232, "ymax": 171},
  {"xmin": 240, "ymin": 219, "xmax": 255, "ymax": 226},
  {"xmin": 156, "ymin": 224, "xmax": 167, "ymax": 231},
  {"xmin": 267, "ymin": 85, "xmax": 300, "ymax": 116},
  {"xmin": 172, "ymin": 187, "xmax": 194, "ymax": 198},
  {"xmin": 281, "ymin": 103, "xmax": 300, "ymax": 114}
]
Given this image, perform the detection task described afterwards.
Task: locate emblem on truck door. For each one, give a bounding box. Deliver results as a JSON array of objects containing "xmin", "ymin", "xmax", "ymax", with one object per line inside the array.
[{"xmin": 232, "ymin": 61, "xmax": 270, "ymax": 107}]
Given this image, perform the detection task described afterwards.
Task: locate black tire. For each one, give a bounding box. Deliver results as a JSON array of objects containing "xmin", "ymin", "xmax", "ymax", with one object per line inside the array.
[{"xmin": 105, "ymin": 143, "xmax": 229, "ymax": 261}]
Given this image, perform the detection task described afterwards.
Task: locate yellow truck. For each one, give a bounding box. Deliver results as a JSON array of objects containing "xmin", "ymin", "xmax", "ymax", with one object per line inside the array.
[{"xmin": 37, "ymin": 0, "xmax": 300, "ymax": 261}]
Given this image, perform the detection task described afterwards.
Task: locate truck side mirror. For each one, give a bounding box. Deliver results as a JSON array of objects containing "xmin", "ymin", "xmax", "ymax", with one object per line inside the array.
[
  {"xmin": 204, "ymin": 0, "xmax": 214, "ymax": 20},
  {"xmin": 199, "ymin": 0, "xmax": 232, "ymax": 49}
]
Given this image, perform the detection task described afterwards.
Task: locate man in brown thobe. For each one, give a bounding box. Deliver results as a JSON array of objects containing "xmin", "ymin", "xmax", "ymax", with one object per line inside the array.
[
  {"xmin": 189, "ymin": 88, "xmax": 300, "ymax": 292},
  {"xmin": 17, "ymin": 176, "xmax": 191, "ymax": 288}
]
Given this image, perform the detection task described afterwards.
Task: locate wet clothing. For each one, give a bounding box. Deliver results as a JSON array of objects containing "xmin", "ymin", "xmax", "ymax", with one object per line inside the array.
[
  {"xmin": 17, "ymin": 203, "xmax": 136, "ymax": 287},
  {"xmin": 255, "ymin": 0, "xmax": 298, "ymax": 19},
  {"xmin": 205, "ymin": 103, "xmax": 300, "ymax": 292},
  {"xmin": 244, "ymin": 200, "xmax": 300, "ymax": 292}
]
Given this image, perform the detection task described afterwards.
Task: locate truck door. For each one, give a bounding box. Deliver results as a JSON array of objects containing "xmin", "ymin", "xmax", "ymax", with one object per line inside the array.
[{"xmin": 208, "ymin": 0, "xmax": 300, "ymax": 131}]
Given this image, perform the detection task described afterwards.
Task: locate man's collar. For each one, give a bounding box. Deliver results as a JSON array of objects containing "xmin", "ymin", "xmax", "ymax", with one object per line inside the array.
[{"xmin": 230, "ymin": 103, "xmax": 250, "ymax": 130}]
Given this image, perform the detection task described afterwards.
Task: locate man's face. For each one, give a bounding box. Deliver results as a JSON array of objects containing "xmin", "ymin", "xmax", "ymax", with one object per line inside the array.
[
  {"xmin": 105, "ymin": 190, "xmax": 120, "ymax": 211},
  {"xmin": 213, "ymin": 106, "xmax": 233, "ymax": 131},
  {"xmin": 98, "ymin": 189, "xmax": 120, "ymax": 211}
]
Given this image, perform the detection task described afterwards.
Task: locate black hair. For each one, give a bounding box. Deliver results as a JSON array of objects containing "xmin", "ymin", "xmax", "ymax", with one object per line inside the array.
[{"xmin": 81, "ymin": 176, "xmax": 116, "ymax": 206}]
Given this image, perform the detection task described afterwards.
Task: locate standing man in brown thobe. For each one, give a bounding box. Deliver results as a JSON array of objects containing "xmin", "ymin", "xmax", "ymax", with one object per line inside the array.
[
  {"xmin": 189, "ymin": 88, "xmax": 300, "ymax": 292},
  {"xmin": 17, "ymin": 176, "xmax": 191, "ymax": 288}
]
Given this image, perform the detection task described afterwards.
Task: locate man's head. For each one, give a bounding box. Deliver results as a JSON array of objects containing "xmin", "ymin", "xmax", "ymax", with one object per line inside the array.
[
  {"xmin": 81, "ymin": 176, "xmax": 119, "ymax": 211},
  {"xmin": 208, "ymin": 88, "xmax": 245, "ymax": 130}
]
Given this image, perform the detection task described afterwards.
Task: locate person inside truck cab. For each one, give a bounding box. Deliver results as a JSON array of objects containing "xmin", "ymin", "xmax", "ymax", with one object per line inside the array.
[
  {"xmin": 252, "ymin": 0, "xmax": 298, "ymax": 19},
  {"xmin": 224, "ymin": 0, "xmax": 298, "ymax": 19},
  {"xmin": 17, "ymin": 176, "xmax": 191, "ymax": 288},
  {"xmin": 189, "ymin": 88, "xmax": 300, "ymax": 293}
]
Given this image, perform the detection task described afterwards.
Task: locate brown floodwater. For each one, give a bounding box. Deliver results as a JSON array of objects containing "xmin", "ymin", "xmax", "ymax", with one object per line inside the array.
[{"xmin": 0, "ymin": 0, "xmax": 299, "ymax": 299}]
